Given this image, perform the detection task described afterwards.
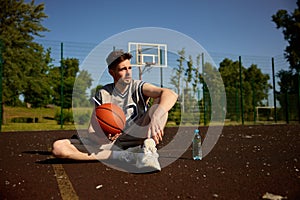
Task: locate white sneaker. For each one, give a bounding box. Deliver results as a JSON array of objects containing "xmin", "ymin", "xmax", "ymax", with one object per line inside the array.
[
  {"xmin": 136, "ymin": 138, "xmax": 161, "ymax": 171},
  {"xmin": 118, "ymin": 151, "xmax": 136, "ymax": 163},
  {"xmin": 116, "ymin": 146, "xmax": 143, "ymax": 163}
]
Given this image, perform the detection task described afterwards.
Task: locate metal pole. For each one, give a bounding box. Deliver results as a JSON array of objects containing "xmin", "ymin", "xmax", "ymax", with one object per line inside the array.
[
  {"xmin": 203, "ymin": 83, "xmax": 207, "ymax": 125},
  {"xmin": 0, "ymin": 41, "xmax": 3, "ymax": 132},
  {"xmin": 239, "ymin": 56, "xmax": 244, "ymax": 125},
  {"xmin": 160, "ymin": 49, "xmax": 163, "ymax": 88},
  {"xmin": 139, "ymin": 67, "xmax": 142, "ymax": 80},
  {"xmin": 285, "ymin": 91, "xmax": 289, "ymax": 124},
  {"xmin": 235, "ymin": 80, "xmax": 239, "ymax": 122},
  {"xmin": 271, "ymin": 57, "xmax": 277, "ymax": 123},
  {"xmin": 298, "ymin": 69, "xmax": 300, "ymax": 123},
  {"xmin": 252, "ymin": 79, "xmax": 256, "ymax": 123},
  {"xmin": 198, "ymin": 88, "xmax": 201, "ymax": 125},
  {"xmin": 202, "ymin": 53, "xmax": 207, "ymax": 125},
  {"xmin": 60, "ymin": 42, "xmax": 64, "ymax": 128}
]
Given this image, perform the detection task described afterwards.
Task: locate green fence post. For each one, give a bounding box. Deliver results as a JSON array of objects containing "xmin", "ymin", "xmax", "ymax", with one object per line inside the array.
[
  {"xmin": 60, "ymin": 42, "xmax": 64, "ymax": 129},
  {"xmin": 203, "ymin": 83, "xmax": 207, "ymax": 126},
  {"xmin": 160, "ymin": 49, "xmax": 163, "ymax": 88},
  {"xmin": 0, "ymin": 41, "xmax": 3, "ymax": 132},
  {"xmin": 202, "ymin": 53, "xmax": 207, "ymax": 125},
  {"xmin": 285, "ymin": 91, "xmax": 289, "ymax": 124},
  {"xmin": 235, "ymin": 80, "xmax": 239, "ymax": 122},
  {"xmin": 252, "ymin": 79, "xmax": 256, "ymax": 123},
  {"xmin": 239, "ymin": 56, "xmax": 244, "ymax": 125},
  {"xmin": 271, "ymin": 57, "xmax": 277, "ymax": 123},
  {"xmin": 197, "ymin": 88, "xmax": 201, "ymax": 125},
  {"xmin": 298, "ymin": 69, "xmax": 300, "ymax": 123}
]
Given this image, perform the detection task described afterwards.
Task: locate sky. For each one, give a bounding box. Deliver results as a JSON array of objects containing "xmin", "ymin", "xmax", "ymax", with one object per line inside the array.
[
  {"xmin": 26, "ymin": 0, "xmax": 297, "ymax": 106},
  {"xmin": 32, "ymin": 0, "xmax": 297, "ymax": 57}
]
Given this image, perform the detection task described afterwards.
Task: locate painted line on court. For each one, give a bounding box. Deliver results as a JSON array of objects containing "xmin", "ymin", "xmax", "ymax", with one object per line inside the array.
[{"xmin": 47, "ymin": 147, "xmax": 79, "ymax": 200}]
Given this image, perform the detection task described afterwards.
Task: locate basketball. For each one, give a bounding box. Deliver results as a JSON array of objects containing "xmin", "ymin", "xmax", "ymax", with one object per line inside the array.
[{"xmin": 95, "ymin": 103, "xmax": 126, "ymax": 136}]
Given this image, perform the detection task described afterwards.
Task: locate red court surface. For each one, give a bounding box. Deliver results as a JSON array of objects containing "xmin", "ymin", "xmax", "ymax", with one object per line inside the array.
[{"xmin": 1, "ymin": 125, "xmax": 299, "ymax": 200}]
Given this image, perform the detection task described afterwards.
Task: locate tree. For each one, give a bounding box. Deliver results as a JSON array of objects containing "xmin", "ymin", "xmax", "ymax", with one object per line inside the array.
[
  {"xmin": 219, "ymin": 59, "xmax": 240, "ymax": 120},
  {"xmin": 203, "ymin": 62, "xmax": 227, "ymax": 122},
  {"xmin": 23, "ymin": 48, "xmax": 53, "ymax": 107},
  {"xmin": 185, "ymin": 55, "xmax": 193, "ymax": 86},
  {"xmin": 219, "ymin": 58, "xmax": 271, "ymax": 120},
  {"xmin": 51, "ymin": 58, "xmax": 79, "ymax": 109},
  {"xmin": 192, "ymin": 54, "xmax": 201, "ymax": 95},
  {"xmin": 170, "ymin": 48, "xmax": 185, "ymax": 96},
  {"xmin": 244, "ymin": 64, "xmax": 271, "ymax": 106},
  {"xmin": 276, "ymin": 69, "xmax": 299, "ymax": 120},
  {"xmin": 272, "ymin": 0, "xmax": 300, "ymax": 72},
  {"xmin": 73, "ymin": 70, "xmax": 93, "ymax": 107},
  {"xmin": 0, "ymin": 0, "xmax": 49, "ymax": 106},
  {"xmin": 90, "ymin": 85, "xmax": 104, "ymax": 102},
  {"xmin": 185, "ymin": 56, "xmax": 194, "ymax": 89},
  {"xmin": 272, "ymin": 0, "xmax": 300, "ymax": 120}
]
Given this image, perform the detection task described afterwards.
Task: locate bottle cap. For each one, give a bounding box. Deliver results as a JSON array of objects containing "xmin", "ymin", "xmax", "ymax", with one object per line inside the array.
[{"xmin": 194, "ymin": 129, "xmax": 199, "ymax": 133}]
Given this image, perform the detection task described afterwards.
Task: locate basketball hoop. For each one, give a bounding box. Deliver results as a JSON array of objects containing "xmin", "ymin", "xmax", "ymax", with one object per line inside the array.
[
  {"xmin": 128, "ymin": 42, "xmax": 167, "ymax": 68},
  {"xmin": 145, "ymin": 62, "xmax": 156, "ymax": 66},
  {"xmin": 128, "ymin": 42, "xmax": 167, "ymax": 81}
]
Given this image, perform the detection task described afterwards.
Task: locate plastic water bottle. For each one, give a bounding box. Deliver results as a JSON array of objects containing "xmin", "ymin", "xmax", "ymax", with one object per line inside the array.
[{"xmin": 193, "ymin": 129, "xmax": 202, "ymax": 160}]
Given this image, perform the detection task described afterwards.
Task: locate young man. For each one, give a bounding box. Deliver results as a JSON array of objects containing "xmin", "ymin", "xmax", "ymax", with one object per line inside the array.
[{"xmin": 52, "ymin": 50, "xmax": 178, "ymax": 172}]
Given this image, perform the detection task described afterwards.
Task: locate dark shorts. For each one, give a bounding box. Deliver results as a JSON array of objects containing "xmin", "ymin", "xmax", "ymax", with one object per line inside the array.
[
  {"xmin": 69, "ymin": 133, "xmax": 145, "ymax": 154},
  {"xmin": 68, "ymin": 135, "xmax": 101, "ymax": 154},
  {"xmin": 71, "ymin": 107, "xmax": 167, "ymax": 153}
]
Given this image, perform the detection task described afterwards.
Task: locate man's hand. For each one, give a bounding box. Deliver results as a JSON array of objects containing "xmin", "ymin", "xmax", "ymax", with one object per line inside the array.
[
  {"xmin": 108, "ymin": 133, "xmax": 122, "ymax": 141},
  {"xmin": 146, "ymin": 104, "xmax": 167, "ymax": 144},
  {"xmin": 147, "ymin": 117, "xmax": 164, "ymax": 144}
]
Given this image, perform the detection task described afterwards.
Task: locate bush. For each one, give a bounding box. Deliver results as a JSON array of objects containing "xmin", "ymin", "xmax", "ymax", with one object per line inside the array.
[
  {"xmin": 11, "ymin": 117, "xmax": 39, "ymax": 123},
  {"xmin": 55, "ymin": 110, "xmax": 74, "ymax": 125},
  {"xmin": 74, "ymin": 112, "xmax": 91, "ymax": 125}
]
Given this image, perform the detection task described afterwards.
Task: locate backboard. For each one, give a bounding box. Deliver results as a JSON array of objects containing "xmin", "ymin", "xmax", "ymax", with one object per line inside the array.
[{"xmin": 128, "ymin": 42, "xmax": 167, "ymax": 67}]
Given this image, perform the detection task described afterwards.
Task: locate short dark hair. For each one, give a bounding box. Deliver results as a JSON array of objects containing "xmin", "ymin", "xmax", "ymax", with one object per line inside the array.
[{"xmin": 106, "ymin": 50, "xmax": 132, "ymax": 70}]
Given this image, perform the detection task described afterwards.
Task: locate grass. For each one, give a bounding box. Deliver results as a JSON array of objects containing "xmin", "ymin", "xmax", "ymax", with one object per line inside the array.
[
  {"xmin": 1, "ymin": 106, "xmax": 291, "ymax": 132},
  {"xmin": 2, "ymin": 123, "xmax": 76, "ymax": 132},
  {"xmin": 1, "ymin": 106, "xmax": 91, "ymax": 132}
]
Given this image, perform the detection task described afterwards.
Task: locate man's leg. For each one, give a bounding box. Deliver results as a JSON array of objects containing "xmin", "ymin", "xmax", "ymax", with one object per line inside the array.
[
  {"xmin": 114, "ymin": 110, "xmax": 168, "ymax": 150},
  {"xmin": 112, "ymin": 109, "xmax": 167, "ymax": 171},
  {"xmin": 52, "ymin": 139, "xmax": 112, "ymax": 160},
  {"xmin": 51, "ymin": 134, "xmax": 140, "ymax": 162},
  {"xmin": 52, "ymin": 134, "xmax": 161, "ymax": 171}
]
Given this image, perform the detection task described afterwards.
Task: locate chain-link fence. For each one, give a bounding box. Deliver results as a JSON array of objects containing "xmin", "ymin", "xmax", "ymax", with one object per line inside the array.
[{"xmin": 6, "ymin": 39, "xmax": 299, "ymax": 126}]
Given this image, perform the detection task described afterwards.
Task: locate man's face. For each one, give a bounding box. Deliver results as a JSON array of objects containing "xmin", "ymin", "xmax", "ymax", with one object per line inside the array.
[{"xmin": 110, "ymin": 59, "xmax": 132, "ymax": 85}]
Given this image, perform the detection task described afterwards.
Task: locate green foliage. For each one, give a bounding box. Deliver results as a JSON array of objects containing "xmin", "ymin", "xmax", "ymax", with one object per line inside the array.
[
  {"xmin": 2, "ymin": 106, "xmax": 92, "ymax": 131},
  {"xmin": 73, "ymin": 70, "xmax": 93, "ymax": 107},
  {"xmin": 0, "ymin": 1, "xmax": 93, "ymax": 111},
  {"xmin": 272, "ymin": 0, "xmax": 300, "ymax": 72},
  {"xmin": 73, "ymin": 111, "xmax": 90, "ymax": 125},
  {"xmin": 185, "ymin": 55, "xmax": 193, "ymax": 84},
  {"xmin": 170, "ymin": 48, "xmax": 185, "ymax": 96},
  {"xmin": 0, "ymin": 0, "xmax": 49, "ymax": 106},
  {"xmin": 219, "ymin": 58, "xmax": 271, "ymax": 120},
  {"xmin": 192, "ymin": 54, "xmax": 201, "ymax": 94},
  {"xmin": 23, "ymin": 48, "xmax": 54, "ymax": 108},
  {"xmin": 168, "ymin": 101, "xmax": 181, "ymax": 125},
  {"xmin": 90, "ymin": 85, "xmax": 103, "ymax": 97},
  {"xmin": 169, "ymin": 49, "xmax": 226, "ymax": 124},
  {"xmin": 245, "ymin": 64, "xmax": 271, "ymax": 105},
  {"xmin": 50, "ymin": 58, "xmax": 89, "ymax": 109},
  {"xmin": 11, "ymin": 117, "xmax": 38, "ymax": 123},
  {"xmin": 54, "ymin": 110, "xmax": 74, "ymax": 125},
  {"xmin": 272, "ymin": 0, "xmax": 300, "ymax": 117}
]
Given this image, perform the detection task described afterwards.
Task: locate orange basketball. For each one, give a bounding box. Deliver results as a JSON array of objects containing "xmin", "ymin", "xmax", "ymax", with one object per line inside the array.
[{"xmin": 95, "ymin": 103, "xmax": 126, "ymax": 136}]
